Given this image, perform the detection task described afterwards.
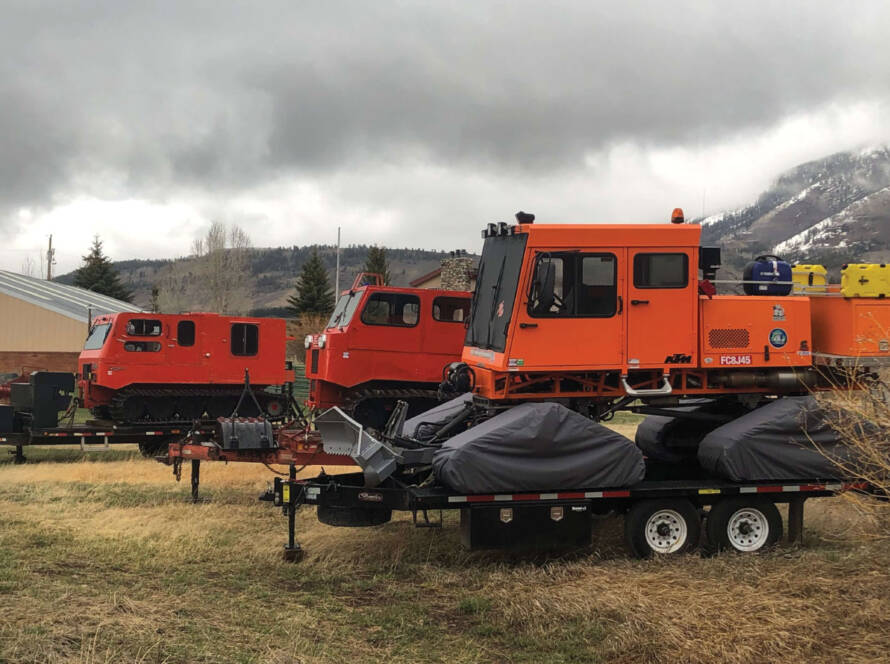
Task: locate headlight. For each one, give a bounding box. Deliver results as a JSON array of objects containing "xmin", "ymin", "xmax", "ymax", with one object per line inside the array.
[
  {"xmin": 304, "ymin": 335, "xmax": 313, "ymax": 349},
  {"xmin": 318, "ymin": 334, "xmax": 327, "ymax": 348}
]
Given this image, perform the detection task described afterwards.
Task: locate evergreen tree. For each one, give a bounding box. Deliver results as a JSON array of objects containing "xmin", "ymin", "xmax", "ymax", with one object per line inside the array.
[
  {"xmin": 288, "ymin": 248, "xmax": 333, "ymax": 318},
  {"xmin": 72, "ymin": 236, "xmax": 133, "ymax": 302},
  {"xmin": 363, "ymin": 245, "xmax": 390, "ymax": 284}
]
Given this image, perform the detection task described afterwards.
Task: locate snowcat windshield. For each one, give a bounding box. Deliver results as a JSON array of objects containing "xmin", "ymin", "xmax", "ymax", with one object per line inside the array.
[
  {"xmin": 466, "ymin": 233, "xmax": 528, "ymax": 352},
  {"xmin": 326, "ymin": 290, "xmax": 362, "ymax": 329},
  {"xmin": 83, "ymin": 323, "xmax": 112, "ymax": 350}
]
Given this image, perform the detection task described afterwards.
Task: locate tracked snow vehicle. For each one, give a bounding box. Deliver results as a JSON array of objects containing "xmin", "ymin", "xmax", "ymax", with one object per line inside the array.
[
  {"xmin": 304, "ymin": 273, "xmax": 471, "ymax": 428},
  {"xmin": 285, "ymin": 211, "xmax": 889, "ymax": 555},
  {"xmin": 79, "ymin": 313, "xmax": 290, "ymax": 422}
]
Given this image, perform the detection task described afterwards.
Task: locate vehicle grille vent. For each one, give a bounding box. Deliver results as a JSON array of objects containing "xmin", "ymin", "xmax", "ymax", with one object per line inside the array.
[
  {"xmin": 708, "ymin": 328, "xmax": 750, "ymax": 349},
  {"xmin": 310, "ymin": 349, "xmax": 319, "ymax": 374}
]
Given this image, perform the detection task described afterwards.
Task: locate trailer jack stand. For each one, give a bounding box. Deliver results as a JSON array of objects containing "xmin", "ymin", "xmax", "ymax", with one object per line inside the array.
[
  {"xmin": 412, "ymin": 509, "xmax": 443, "ymax": 528},
  {"xmin": 282, "ymin": 464, "xmax": 304, "ymax": 562},
  {"xmin": 13, "ymin": 445, "xmax": 25, "ymax": 464}
]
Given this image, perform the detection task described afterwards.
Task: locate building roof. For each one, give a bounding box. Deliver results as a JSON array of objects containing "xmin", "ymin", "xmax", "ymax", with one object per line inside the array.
[{"xmin": 0, "ymin": 270, "xmax": 142, "ymax": 322}]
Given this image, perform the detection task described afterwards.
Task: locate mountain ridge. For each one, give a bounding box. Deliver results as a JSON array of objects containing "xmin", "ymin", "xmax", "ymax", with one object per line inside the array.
[{"xmin": 699, "ymin": 145, "xmax": 890, "ymax": 274}]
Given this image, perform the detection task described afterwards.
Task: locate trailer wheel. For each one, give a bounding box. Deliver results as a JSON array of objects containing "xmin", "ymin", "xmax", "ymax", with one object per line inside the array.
[
  {"xmin": 706, "ymin": 498, "xmax": 782, "ymax": 554},
  {"xmin": 317, "ymin": 504, "xmax": 392, "ymax": 527},
  {"xmin": 624, "ymin": 499, "xmax": 701, "ymax": 558}
]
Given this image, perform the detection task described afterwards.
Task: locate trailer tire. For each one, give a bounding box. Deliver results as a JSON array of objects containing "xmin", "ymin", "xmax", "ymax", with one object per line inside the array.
[
  {"xmin": 624, "ymin": 499, "xmax": 701, "ymax": 558},
  {"xmin": 317, "ymin": 504, "xmax": 392, "ymax": 527},
  {"xmin": 706, "ymin": 498, "xmax": 782, "ymax": 554}
]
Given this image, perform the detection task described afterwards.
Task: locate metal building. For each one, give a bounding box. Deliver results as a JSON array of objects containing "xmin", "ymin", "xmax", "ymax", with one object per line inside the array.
[{"xmin": 0, "ymin": 270, "xmax": 141, "ymax": 374}]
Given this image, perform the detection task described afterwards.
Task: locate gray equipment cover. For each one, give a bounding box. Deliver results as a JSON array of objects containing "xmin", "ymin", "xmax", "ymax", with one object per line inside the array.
[
  {"xmin": 635, "ymin": 399, "xmax": 727, "ymax": 464},
  {"xmin": 403, "ymin": 393, "xmax": 473, "ymax": 440},
  {"xmin": 635, "ymin": 415, "xmax": 687, "ymax": 464},
  {"xmin": 697, "ymin": 397, "xmax": 851, "ymax": 481},
  {"xmin": 432, "ymin": 402, "xmax": 645, "ymax": 493}
]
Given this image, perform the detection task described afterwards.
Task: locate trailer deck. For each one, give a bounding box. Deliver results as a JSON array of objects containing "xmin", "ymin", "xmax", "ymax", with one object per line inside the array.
[
  {"xmin": 266, "ymin": 468, "xmax": 872, "ymax": 559},
  {"xmin": 0, "ymin": 421, "xmax": 207, "ymax": 463}
]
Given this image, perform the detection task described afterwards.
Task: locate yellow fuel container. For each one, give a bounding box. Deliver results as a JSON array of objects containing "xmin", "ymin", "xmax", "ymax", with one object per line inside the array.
[
  {"xmin": 791, "ymin": 264, "xmax": 828, "ymax": 293},
  {"xmin": 840, "ymin": 264, "xmax": 890, "ymax": 298}
]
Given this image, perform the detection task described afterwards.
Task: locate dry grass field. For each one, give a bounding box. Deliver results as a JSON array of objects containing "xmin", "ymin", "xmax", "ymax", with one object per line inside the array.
[{"xmin": 2, "ymin": 427, "xmax": 890, "ymax": 663}]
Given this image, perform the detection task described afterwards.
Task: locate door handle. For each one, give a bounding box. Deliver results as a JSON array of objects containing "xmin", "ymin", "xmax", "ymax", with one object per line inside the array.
[
  {"xmin": 631, "ymin": 299, "xmax": 649, "ymax": 305},
  {"xmin": 519, "ymin": 323, "xmax": 538, "ymax": 329}
]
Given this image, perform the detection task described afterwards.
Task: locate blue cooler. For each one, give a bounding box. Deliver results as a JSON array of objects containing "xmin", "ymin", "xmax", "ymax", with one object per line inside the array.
[{"xmin": 743, "ymin": 255, "xmax": 793, "ymax": 296}]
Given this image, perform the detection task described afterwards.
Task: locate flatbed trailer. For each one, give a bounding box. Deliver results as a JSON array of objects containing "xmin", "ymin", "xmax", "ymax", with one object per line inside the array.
[
  {"xmin": 0, "ymin": 422, "xmax": 209, "ymax": 463},
  {"xmin": 266, "ymin": 469, "xmax": 872, "ymax": 560}
]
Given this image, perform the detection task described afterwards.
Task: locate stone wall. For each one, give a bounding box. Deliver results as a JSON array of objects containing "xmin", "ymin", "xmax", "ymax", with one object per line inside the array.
[{"xmin": 440, "ymin": 257, "xmax": 474, "ymax": 291}]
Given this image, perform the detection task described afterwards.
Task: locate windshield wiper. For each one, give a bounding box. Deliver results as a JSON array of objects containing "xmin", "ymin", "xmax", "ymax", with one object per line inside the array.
[
  {"xmin": 485, "ymin": 255, "xmax": 507, "ymax": 349},
  {"xmin": 466, "ymin": 262, "xmax": 485, "ymax": 346},
  {"xmin": 330, "ymin": 292, "xmax": 353, "ymax": 328}
]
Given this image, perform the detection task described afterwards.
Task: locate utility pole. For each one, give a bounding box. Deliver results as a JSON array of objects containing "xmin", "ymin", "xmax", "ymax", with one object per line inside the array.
[
  {"xmin": 46, "ymin": 235, "xmax": 55, "ymax": 280},
  {"xmin": 334, "ymin": 226, "xmax": 341, "ymax": 299}
]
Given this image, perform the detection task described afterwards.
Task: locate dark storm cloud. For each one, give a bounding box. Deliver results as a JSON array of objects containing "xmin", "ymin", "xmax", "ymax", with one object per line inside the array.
[{"xmin": 2, "ymin": 1, "xmax": 890, "ymax": 218}]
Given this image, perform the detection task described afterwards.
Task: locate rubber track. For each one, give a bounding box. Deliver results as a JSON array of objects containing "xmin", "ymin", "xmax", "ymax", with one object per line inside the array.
[
  {"xmin": 341, "ymin": 387, "xmax": 440, "ymax": 415},
  {"xmin": 108, "ymin": 385, "xmax": 278, "ymax": 425}
]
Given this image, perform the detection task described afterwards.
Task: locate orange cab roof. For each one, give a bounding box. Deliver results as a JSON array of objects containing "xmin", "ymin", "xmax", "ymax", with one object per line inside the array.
[{"xmin": 515, "ymin": 223, "xmax": 701, "ymax": 248}]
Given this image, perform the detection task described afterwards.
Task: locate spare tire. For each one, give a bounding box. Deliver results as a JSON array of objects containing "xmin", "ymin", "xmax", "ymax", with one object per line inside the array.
[{"xmin": 317, "ymin": 504, "xmax": 392, "ymax": 527}]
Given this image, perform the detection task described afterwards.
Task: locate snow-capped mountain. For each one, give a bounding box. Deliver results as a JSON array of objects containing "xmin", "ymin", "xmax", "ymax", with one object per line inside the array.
[{"xmin": 699, "ymin": 146, "xmax": 890, "ymax": 271}]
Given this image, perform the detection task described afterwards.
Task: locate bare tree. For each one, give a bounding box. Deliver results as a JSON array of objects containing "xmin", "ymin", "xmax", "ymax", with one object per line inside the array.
[
  {"xmin": 159, "ymin": 222, "xmax": 253, "ymax": 314},
  {"xmin": 21, "ymin": 256, "xmax": 35, "ymax": 277}
]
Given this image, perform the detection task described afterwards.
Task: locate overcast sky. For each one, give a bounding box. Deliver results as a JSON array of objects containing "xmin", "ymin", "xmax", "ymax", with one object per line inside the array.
[{"xmin": 2, "ymin": 1, "xmax": 889, "ymax": 274}]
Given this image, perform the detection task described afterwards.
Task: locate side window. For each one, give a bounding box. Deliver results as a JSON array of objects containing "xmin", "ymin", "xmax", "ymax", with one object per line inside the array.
[
  {"xmin": 125, "ymin": 318, "xmax": 162, "ymax": 336},
  {"xmin": 432, "ymin": 296, "xmax": 471, "ymax": 322},
  {"xmin": 124, "ymin": 341, "xmax": 161, "ymax": 352},
  {"xmin": 361, "ymin": 293, "xmax": 421, "ymax": 327},
  {"xmin": 231, "ymin": 323, "xmax": 259, "ymax": 356},
  {"xmin": 528, "ymin": 253, "xmax": 616, "ymax": 317},
  {"xmin": 177, "ymin": 320, "xmax": 196, "ymax": 346},
  {"xmin": 578, "ymin": 255, "xmax": 617, "ymax": 316},
  {"xmin": 633, "ymin": 253, "xmax": 688, "ymax": 289},
  {"xmin": 528, "ymin": 256, "xmax": 565, "ymax": 316}
]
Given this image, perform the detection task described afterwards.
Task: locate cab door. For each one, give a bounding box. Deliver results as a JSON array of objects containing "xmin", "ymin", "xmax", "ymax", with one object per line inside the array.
[
  {"xmin": 351, "ymin": 291, "xmax": 423, "ymax": 380},
  {"xmin": 626, "ymin": 249, "xmax": 697, "ymax": 369},
  {"xmin": 508, "ymin": 250, "xmax": 626, "ymax": 370}
]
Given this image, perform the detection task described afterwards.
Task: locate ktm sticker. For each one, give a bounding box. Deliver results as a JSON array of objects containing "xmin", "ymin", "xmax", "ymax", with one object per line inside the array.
[{"xmin": 720, "ymin": 355, "xmax": 752, "ymax": 365}]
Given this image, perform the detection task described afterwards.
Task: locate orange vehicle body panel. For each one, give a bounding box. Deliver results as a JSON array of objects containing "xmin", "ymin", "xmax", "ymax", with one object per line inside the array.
[
  {"xmin": 810, "ymin": 296, "xmax": 890, "ymax": 357},
  {"xmin": 698, "ymin": 296, "xmax": 813, "ymax": 368},
  {"xmin": 79, "ymin": 313, "xmax": 289, "ymax": 409},
  {"xmin": 306, "ymin": 286, "xmax": 471, "ymax": 409},
  {"xmin": 459, "ymin": 221, "xmax": 887, "ymax": 403},
  {"xmin": 463, "ymin": 223, "xmax": 702, "ymax": 374},
  {"xmin": 627, "ymin": 246, "xmax": 698, "ymax": 369}
]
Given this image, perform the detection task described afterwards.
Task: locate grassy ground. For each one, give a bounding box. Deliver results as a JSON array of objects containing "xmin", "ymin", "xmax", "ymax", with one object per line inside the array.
[{"xmin": 2, "ymin": 432, "xmax": 890, "ymax": 663}]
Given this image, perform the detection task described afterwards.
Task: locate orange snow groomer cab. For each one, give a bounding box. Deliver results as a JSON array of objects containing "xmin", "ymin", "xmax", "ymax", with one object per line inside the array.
[
  {"xmin": 79, "ymin": 313, "xmax": 290, "ymax": 421},
  {"xmin": 305, "ymin": 276, "xmax": 471, "ymax": 428},
  {"xmin": 458, "ymin": 213, "xmax": 878, "ymax": 412}
]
